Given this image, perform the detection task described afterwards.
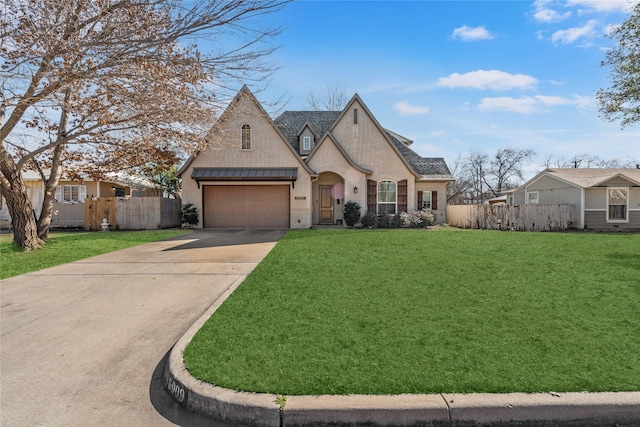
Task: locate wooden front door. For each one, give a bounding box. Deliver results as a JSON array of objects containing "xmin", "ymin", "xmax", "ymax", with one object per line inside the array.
[{"xmin": 319, "ymin": 186, "xmax": 334, "ymax": 224}]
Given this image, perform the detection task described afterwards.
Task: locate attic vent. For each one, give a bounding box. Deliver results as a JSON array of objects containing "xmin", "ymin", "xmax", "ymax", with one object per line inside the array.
[{"xmin": 354, "ymin": 108, "xmax": 358, "ymax": 124}]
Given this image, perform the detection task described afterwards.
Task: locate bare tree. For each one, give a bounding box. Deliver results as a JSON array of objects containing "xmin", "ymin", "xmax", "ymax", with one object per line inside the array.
[
  {"xmin": 543, "ymin": 154, "xmax": 636, "ymax": 168},
  {"xmin": 306, "ymin": 83, "xmax": 350, "ymax": 111},
  {"xmin": 451, "ymin": 147, "xmax": 535, "ymax": 204},
  {"xmin": 485, "ymin": 147, "xmax": 535, "ymax": 196},
  {"xmin": 1, "ymin": 0, "xmax": 288, "ymax": 250},
  {"xmin": 446, "ymin": 153, "xmax": 473, "ymax": 204}
]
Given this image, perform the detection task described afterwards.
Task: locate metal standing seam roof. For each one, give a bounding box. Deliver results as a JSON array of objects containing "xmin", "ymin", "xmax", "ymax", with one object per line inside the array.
[{"xmin": 191, "ymin": 167, "xmax": 298, "ymax": 181}]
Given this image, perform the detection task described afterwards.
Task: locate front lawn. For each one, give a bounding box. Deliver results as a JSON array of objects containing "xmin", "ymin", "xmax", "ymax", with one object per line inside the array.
[
  {"xmin": 0, "ymin": 230, "xmax": 188, "ymax": 279},
  {"xmin": 184, "ymin": 228, "xmax": 640, "ymax": 395}
]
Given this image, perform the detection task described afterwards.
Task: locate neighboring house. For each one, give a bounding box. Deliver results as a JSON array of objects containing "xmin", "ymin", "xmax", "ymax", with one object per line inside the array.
[
  {"xmin": 178, "ymin": 86, "xmax": 454, "ymax": 229},
  {"xmin": 511, "ymin": 168, "xmax": 640, "ymax": 231},
  {"xmin": 0, "ymin": 171, "xmax": 156, "ymax": 228}
]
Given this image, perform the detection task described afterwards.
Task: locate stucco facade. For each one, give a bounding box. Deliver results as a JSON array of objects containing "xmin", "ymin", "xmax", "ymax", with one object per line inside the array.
[{"xmin": 179, "ymin": 86, "xmax": 454, "ymax": 229}]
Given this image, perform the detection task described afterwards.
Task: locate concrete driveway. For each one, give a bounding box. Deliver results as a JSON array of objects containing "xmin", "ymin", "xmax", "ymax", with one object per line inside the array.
[{"xmin": 1, "ymin": 229, "xmax": 286, "ymax": 426}]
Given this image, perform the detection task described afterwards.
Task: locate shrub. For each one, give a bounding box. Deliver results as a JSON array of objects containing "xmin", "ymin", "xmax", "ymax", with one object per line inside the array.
[
  {"xmin": 181, "ymin": 203, "xmax": 199, "ymax": 227},
  {"xmin": 343, "ymin": 201, "xmax": 361, "ymax": 227},
  {"xmin": 361, "ymin": 212, "xmax": 377, "ymax": 228},
  {"xmin": 406, "ymin": 210, "xmax": 435, "ymax": 228},
  {"xmin": 377, "ymin": 212, "xmax": 391, "ymax": 228},
  {"xmin": 390, "ymin": 212, "xmax": 405, "ymax": 228}
]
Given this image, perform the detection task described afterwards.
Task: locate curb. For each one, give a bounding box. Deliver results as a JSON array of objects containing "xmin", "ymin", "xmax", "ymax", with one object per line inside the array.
[{"xmin": 164, "ymin": 281, "xmax": 640, "ymax": 426}]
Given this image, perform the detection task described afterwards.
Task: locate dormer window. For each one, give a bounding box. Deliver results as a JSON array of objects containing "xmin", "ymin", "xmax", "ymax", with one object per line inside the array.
[
  {"xmin": 302, "ymin": 136, "xmax": 311, "ymax": 151},
  {"xmin": 241, "ymin": 124, "xmax": 251, "ymax": 150}
]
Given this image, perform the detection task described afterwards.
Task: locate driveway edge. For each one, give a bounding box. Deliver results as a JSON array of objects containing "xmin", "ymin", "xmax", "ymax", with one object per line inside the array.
[{"xmin": 165, "ymin": 280, "xmax": 640, "ymax": 426}]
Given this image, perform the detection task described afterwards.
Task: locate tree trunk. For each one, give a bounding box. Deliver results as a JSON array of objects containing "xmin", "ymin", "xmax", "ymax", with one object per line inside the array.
[
  {"xmin": 37, "ymin": 92, "xmax": 69, "ymax": 240},
  {"xmin": 1, "ymin": 149, "xmax": 45, "ymax": 250}
]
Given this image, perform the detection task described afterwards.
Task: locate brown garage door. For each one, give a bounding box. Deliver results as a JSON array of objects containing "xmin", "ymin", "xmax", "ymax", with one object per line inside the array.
[{"xmin": 203, "ymin": 185, "xmax": 290, "ymax": 228}]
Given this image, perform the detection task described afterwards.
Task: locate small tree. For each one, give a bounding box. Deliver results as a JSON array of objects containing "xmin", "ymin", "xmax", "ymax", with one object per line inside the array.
[{"xmin": 343, "ymin": 200, "xmax": 361, "ymax": 227}]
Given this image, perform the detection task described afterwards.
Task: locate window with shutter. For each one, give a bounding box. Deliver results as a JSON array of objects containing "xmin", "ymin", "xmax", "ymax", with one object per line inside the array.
[
  {"xmin": 417, "ymin": 191, "xmax": 423, "ymax": 209},
  {"xmin": 432, "ymin": 191, "xmax": 438, "ymax": 211}
]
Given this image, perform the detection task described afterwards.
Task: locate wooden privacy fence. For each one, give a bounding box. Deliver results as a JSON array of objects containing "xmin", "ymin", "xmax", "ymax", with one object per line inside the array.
[
  {"xmin": 84, "ymin": 197, "xmax": 181, "ymax": 231},
  {"xmin": 447, "ymin": 204, "xmax": 572, "ymax": 231}
]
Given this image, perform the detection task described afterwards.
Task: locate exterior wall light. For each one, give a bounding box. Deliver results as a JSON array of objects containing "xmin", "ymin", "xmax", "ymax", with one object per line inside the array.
[{"xmin": 353, "ymin": 186, "xmax": 358, "ymax": 194}]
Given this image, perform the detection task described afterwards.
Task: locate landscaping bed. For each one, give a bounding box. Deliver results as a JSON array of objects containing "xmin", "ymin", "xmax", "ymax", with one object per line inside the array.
[{"xmin": 184, "ymin": 228, "xmax": 640, "ymax": 395}]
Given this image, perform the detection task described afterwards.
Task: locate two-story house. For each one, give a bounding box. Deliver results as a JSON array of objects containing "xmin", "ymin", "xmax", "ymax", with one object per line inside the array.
[{"xmin": 178, "ymin": 86, "xmax": 454, "ymax": 228}]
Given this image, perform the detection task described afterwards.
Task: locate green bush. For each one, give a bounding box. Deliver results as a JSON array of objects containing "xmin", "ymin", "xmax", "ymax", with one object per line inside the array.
[
  {"xmin": 360, "ymin": 211, "xmax": 377, "ymax": 228},
  {"xmin": 377, "ymin": 212, "xmax": 391, "ymax": 228},
  {"xmin": 181, "ymin": 203, "xmax": 199, "ymax": 226},
  {"xmin": 343, "ymin": 201, "xmax": 361, "ymax": 227}
]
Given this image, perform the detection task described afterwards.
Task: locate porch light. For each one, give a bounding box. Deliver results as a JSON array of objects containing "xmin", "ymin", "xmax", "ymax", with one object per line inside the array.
[{"xmin": 353, "ymin": 186, "xmax": 358, "ymax": 194}]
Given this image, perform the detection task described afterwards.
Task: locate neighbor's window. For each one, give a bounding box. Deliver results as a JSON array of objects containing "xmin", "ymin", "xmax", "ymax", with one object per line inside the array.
[
  {"xmin": 377, "ymin": 180, "xmax": 397, "ymax": 214},
  {"xmin": 302, "ymin": 136, "xmax": 311, "ymax": 151},
  {"xmin": 527, "ymin": 191, "xmax": 539, "ymax": 205},
  {"xmin": 55, "ymin": 185, "xmax": 87, "ymax": 203},
  {"xmin": 422, "ymin": 191, "xmax": 432, "ymax": 210},
  {"xmin": 241, "ymin": 124, "xmax": 251, "ymax": 150},
  {"xmin": 607, "ymin": 188, "xmax": 628, "ymax": 221}
]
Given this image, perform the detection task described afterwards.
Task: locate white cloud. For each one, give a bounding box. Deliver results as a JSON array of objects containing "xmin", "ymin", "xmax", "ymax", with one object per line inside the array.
[
  {"xmin": 551, "ymin": 19, "xmax": 598, "ymax": 44},
  {"xmin": 479, "ymin": 97, "xmax": 540, "ymax": 114},
  {"xmin": 478, "ymin": 95, "xmax": 595, "ymax": 113},
  {"xmin": 566, "ymin": 0, "xmax": 638, "ymax": 13},
  {"xmin": 430, "ymin": 130, "xmax": 446, "ymax": 137},
  {"xmin": 393, "ymin": 101, "xmax": 430, "ymax": 116},
  {"xmin": 549, "ymin": 79, "xmax": 566, "ymax": 86},
  {"xmin": 451, "ymin": 25, "xmax": 494, "ymax": 41},
  {"xmin": 533, "ymin": 0, "xmax": 572, "ymax": 23},
  {"xmin": 437, "ymin": 70, "xmax": 538, "ymax": 91}
]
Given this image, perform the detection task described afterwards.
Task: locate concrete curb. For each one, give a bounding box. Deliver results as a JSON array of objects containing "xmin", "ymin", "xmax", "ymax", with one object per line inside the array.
[{"xmin": 165, "ymin": 282, "xmax": 640, "ymax": 426}]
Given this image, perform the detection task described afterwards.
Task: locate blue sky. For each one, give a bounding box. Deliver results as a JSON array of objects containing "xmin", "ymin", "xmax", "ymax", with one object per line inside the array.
[{"xmin": 252, "ymin": 0, "xmax": 640, "ymax": 178}]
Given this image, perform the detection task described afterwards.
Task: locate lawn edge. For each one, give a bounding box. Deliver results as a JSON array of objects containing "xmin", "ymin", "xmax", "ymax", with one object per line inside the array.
[{"xmin": 164, "ymin": 275, "xmax": 640, "ymax": 426}]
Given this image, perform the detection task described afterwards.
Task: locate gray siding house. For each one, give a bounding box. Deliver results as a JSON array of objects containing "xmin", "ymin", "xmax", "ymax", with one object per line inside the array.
[
  {"xmin": 512, "ymin": 168, "xmax": 640, "ymax": 231},
  {"xmin": 178, "ymin": 86, "xmax": 454, "ymax": 229}
]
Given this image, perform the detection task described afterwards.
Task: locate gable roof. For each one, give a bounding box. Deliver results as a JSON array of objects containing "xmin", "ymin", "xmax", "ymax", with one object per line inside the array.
[
  {"xmin": 274, "ymin": 98, "xmax": 453, "ymax": 181},
  {"xmin": 523, "ymin": 168, "xmax": 640, "ymax": 189},
  {"xmin": 306, "ymin": 132, "xmax": 373, "ymax": 174},
  {"xmin": 178, "ymin": 85, "xmax": 316, "ymax": 178}
]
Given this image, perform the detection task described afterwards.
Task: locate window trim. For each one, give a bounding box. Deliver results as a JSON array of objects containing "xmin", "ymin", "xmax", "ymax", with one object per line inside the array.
[
  {"xmin": 302, "ymin": 136, "xmax": 311, "ymax": 151},
  {"xmin": 606, "ymin": 187, "xmax": 629, "ymax": 223},
  {"xmin": 55, "ymin": 185, "xmax": 87, "ymax": 203},
  {"xmin": 377, "ymin": 180, "xmax": 397, "ymax": 215},
  {"xmin": 422, "ymin": 191, "xmax": 432, "ymax": 210},
  {"xmin": 241, "ymin": 124, "xmax": 252, "ymax": 150},
  {"xmin": 527, "ymin": 191, "xmax": 539, "ymax": 205}
]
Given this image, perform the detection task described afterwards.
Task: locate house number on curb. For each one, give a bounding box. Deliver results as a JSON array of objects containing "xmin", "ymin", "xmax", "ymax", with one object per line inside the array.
[{"xmin": 167, "ymin": 375, "xmax": 187, "ymax": 405}]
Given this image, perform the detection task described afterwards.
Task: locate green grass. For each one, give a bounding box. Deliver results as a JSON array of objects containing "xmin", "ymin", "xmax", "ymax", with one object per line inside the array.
[
  {"xmin": 0, "ymin": 230, "xmax": 188, "ymax": 279},
  {"xmin": 184, "ymin": 228, "xmax": 640, "ymax": 396}
]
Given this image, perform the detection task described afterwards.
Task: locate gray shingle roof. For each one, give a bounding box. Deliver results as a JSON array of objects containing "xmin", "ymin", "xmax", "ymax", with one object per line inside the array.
[
  {"xmin": 274, "ymin": 111, "xmax": 341, "ymax": 152},
  {"xmin": 273, "ymin": 110, "xmax": 452, "ymax": 178},
  {"xmin": 385, "ymin": 132, "xmax": 452, "ymax": 177}
]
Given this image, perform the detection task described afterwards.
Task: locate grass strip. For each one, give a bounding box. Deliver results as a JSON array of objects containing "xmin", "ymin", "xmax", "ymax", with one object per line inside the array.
[
  {"xmin": 0, "ymin": 230, "xmax": 188, "ymax": 279},
  {"xmin": 184, "ymin": 228, "xmax": 640, "ymax": 395}
]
